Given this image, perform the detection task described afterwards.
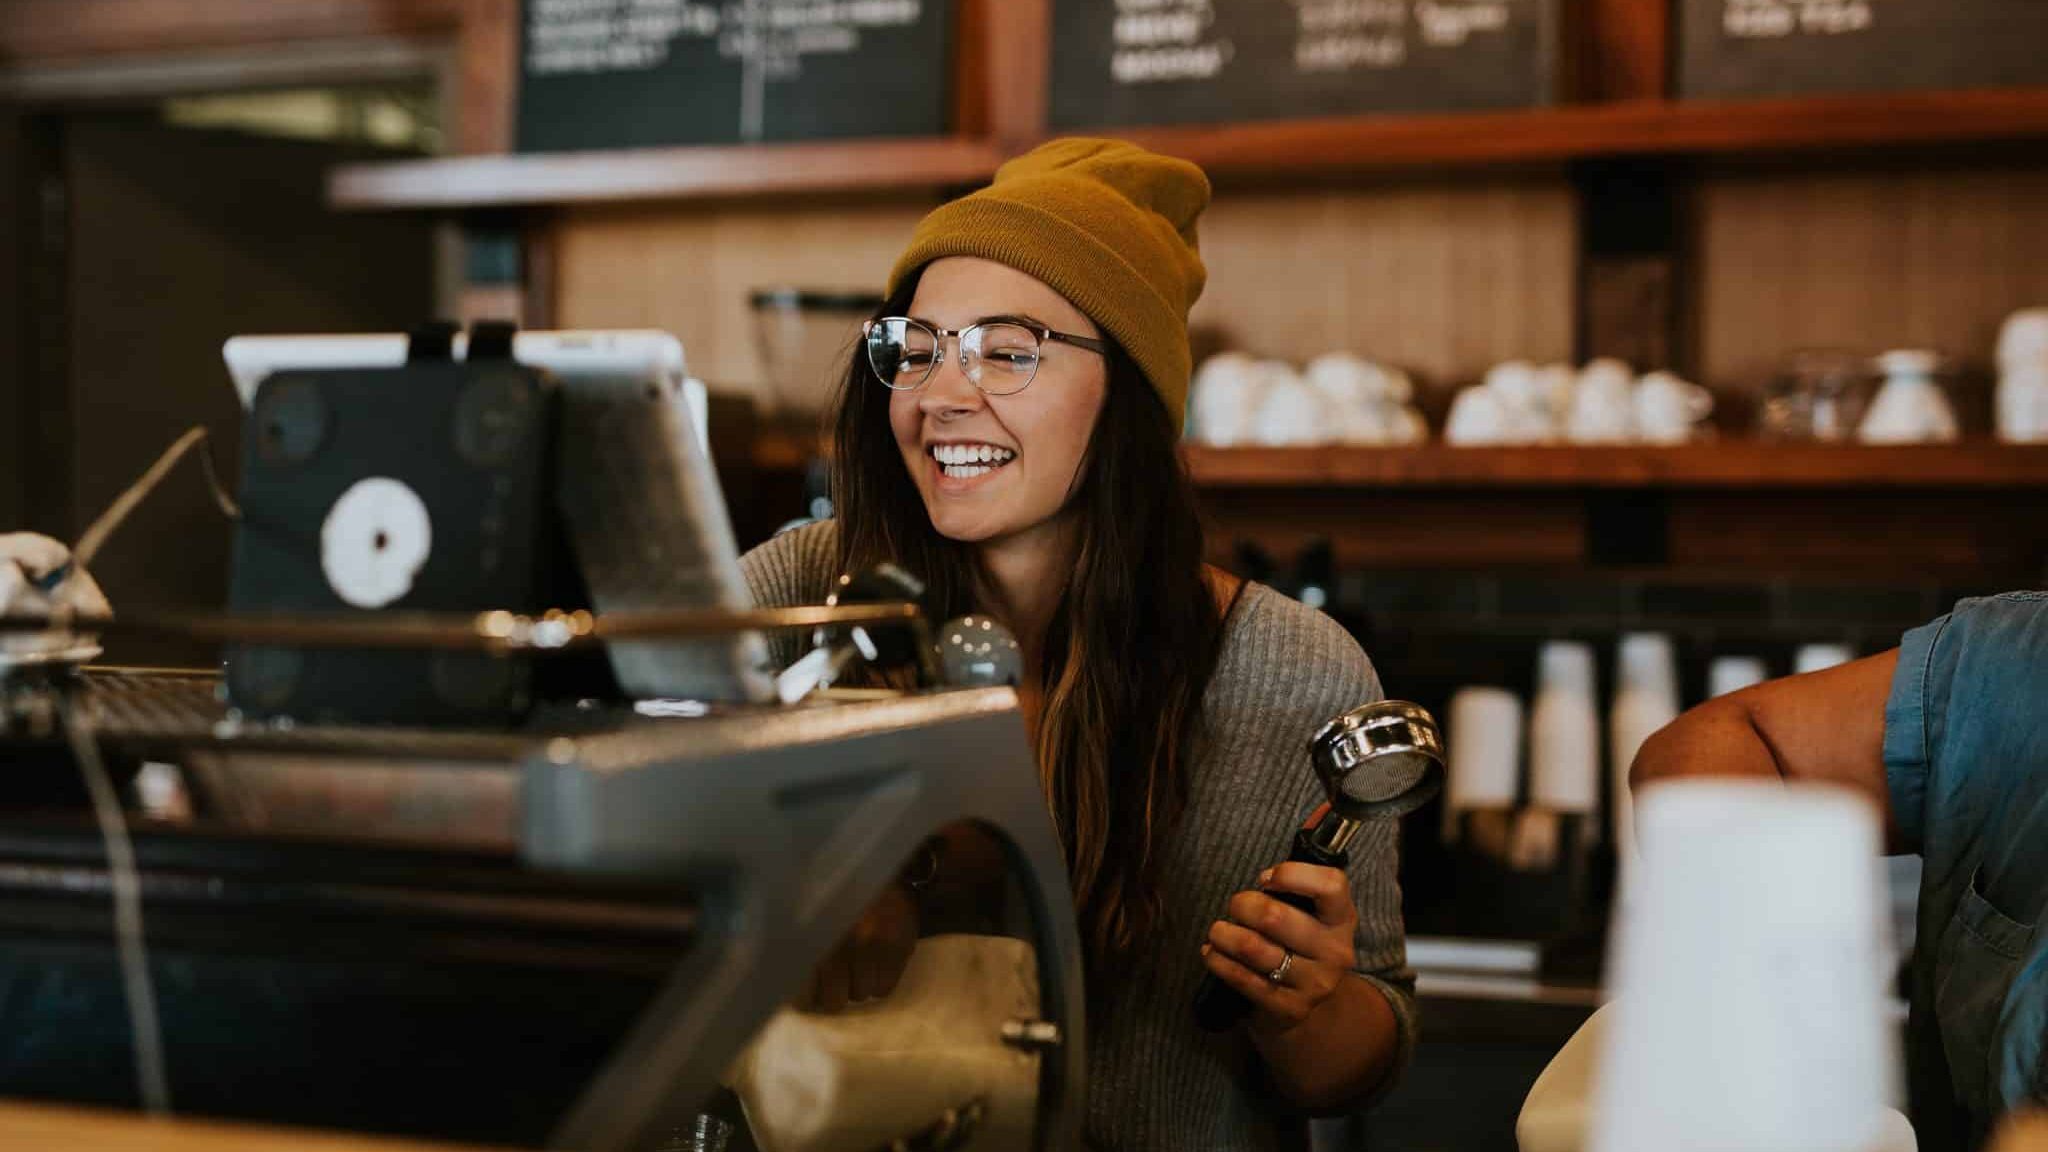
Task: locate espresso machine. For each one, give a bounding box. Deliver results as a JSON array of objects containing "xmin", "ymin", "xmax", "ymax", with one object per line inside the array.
[{"xmin": 0, "ymin": 326, "xmax": 1083, "ymax": 1152}]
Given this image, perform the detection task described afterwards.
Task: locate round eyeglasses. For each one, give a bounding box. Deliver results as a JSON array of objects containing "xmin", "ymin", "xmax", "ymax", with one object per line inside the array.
[{"xmin": 863, "ymin": 316, "xmax": 1107, "ymax": 396}]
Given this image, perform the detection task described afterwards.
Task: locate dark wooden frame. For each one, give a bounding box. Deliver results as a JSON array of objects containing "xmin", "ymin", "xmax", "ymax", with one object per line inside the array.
[{"xmin": 310, "ymin": 0, "xmax": 2048, "ymax": 209}]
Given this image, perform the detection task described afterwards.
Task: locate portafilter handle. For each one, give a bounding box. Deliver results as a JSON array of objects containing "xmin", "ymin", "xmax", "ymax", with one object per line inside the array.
[
  {"xmin": 1301, "ymin": 699, "xmax": 1445, "ymax": 857},
  {"xmin": 1192, "ymin": 699, "xmax": 1443, "ymax": 1033},
  {"xmin": 774, "ymin": 564, "xmax": 937, "ymax": 702}
]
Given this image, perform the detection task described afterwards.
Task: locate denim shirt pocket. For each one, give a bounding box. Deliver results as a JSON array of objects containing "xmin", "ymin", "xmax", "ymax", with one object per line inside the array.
[{"xmin": 1934, "ymin": 867, "xmax": 2037, "ymax": 1119}]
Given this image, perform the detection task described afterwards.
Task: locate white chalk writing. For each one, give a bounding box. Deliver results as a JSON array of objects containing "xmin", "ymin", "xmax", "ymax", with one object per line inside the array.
[
  {"xmin": 527, "ymin": 0, "xmax": 922, "ymax": 78},
  {"xmin": 1722, "ymin": 0, "xmax": 1872, "ymax": 39}
]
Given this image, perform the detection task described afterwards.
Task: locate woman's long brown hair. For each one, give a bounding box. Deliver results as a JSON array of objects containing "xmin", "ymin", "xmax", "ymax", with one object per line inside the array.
[{"xmin": 831, "ymin": 276, "xmax": 1231, "ymax": 996}]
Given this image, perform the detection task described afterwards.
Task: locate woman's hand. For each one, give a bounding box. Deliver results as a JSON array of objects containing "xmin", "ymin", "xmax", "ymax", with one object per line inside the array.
[
  {"xmin": 799, "ymin": 883, "xmax": 918, "ymax": 1012},
  {"xmin": 1201, "ymin": 862, "xmax": 1357, "ymax": 1038}
]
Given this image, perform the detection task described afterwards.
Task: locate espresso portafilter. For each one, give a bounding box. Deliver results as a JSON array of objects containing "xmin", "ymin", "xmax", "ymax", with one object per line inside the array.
[{"xmin": 1192, "ymin": 699, "xmax": 1445, "ymax": 1032}]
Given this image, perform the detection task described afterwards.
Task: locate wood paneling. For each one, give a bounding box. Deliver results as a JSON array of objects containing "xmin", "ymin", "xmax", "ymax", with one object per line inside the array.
[
  {"xmin": 1190, "ymin": 179, "xmax": 1576, "ymax": 398},
  {"xmin": 549, "ymin": 176, "xmax": 1575, "ymax": 407},
  {"xmin": 1692, "ymin": 159, "xmax": 2048, "ymax": 399},
  {"xmin": 551, "ymin": 197, "xmax": 939, "ymax": 406}
]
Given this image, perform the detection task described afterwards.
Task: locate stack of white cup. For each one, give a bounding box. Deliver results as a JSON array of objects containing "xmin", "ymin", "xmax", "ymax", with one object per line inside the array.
[
  {"xmin": 1795, "ymin": 643, "xmax": 1855, "ymax": 676},
  {"xmin": 1608, "ymin": 634, "xmax": 1679, "ymax": 894},
  {"xmin": 1444, "ymin": 687, "xmax": 1524, "ymax": 846},
  {"xmin": 1707, "ymin": 656, "xmax": 1768, "ymax": 699},
  {"xmin": 1996, "ymin": 308, "xmax": 2048, "ymax": 442},
  {"xmin": 1523, "ymin": 642, "xmax": 1603, "ymax": 868}
]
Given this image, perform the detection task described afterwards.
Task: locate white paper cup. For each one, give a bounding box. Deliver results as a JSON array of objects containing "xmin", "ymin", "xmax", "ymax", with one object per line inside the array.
[
  {"xmin": 1591, "ymin": 779, "xmax": 1896, "ymax": 1152},
  {"xmin": 1708, "ymin": 655, "xmax": 1770, "ymax": 699},
  {"xmin": 1795, "ymin": 644, "xmax": 1855, "ymax": 676},
  {"xmin": 1445, "ymin": 686, "xmax": 1524, "ymax": 841},
  {"xmin": 1610, "ymin": 634, "xmax": 1679, "ymax": 886},
  {"xmin": 1530, "ymin": 641, "xmax": 1601, "ymax": 815}
]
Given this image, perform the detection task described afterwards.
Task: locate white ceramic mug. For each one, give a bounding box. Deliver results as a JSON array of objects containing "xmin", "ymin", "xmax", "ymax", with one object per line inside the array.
[
  {"xmin": 1385, "ymin": 404, "xmax": 1428, "ymax": 445},
  {"xmin": 1632, "ymin": 371, "xmax": 1715, "ymax": 444},
  {"xmin": 1485, "ymin": 360, "xmax": 1560, "ymax": 443},
  {"xmin": 1568, "ymin": 359, "xmax": 1638, "ymax": 444},
  {"xmin": 1189, "ymin": 353, "xmax": 1266, "ymax": 446},
  {"xmin": 1997, "ymin": 366, "xmax": 2048, "ymax": 443},
  {"xmin": 1996, "ymin": 307, "xmax": 2048, "ymax": 374},
  {"xmin": 1445, "ymin": 385, "xmax": 1510, "ymax": 445},
  {"xmin": 1249, "ymin": 363, "xmax": 1327, "ymax": 446}
]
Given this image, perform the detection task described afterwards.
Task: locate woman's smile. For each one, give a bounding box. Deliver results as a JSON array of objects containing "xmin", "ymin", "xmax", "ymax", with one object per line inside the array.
[{"xmin": 927, "ymin": 439, "xmax": 1018, "ymax": 489}]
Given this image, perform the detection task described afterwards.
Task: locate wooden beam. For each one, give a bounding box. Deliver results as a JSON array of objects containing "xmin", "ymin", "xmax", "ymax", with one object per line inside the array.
[
  {"xmin": 979, "ymin": 0, "xmax": 1048, "ymax": 147},
  {"xmin": 1577, "ymin": 0, "xmax": 1670, "ymax": 101},
  {"xmin": 454, "ymin": 0, "xmax": 517, "ymax": 154}
]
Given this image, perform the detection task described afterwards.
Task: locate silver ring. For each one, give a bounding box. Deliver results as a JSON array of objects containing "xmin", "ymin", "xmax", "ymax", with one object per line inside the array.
[{"xmin": 1266, "ymin": 950, "xmax": 1293, "ymax": 986}]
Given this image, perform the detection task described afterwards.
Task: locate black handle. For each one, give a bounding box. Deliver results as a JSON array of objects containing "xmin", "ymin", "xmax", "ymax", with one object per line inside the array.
[{"xmin": 1192, "ymin": 828, "xmax": 1349, "ymax": 1032}]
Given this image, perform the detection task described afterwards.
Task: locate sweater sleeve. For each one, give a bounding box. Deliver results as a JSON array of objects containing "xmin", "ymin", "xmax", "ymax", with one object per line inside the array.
[
  {"xmin": 1205, "ymin": 589, "xmax": 1419, "ymax": 1108},
  {"xmin": 1302, "ymin": 609, "xmax": 1417, "ymax": 1106},
  {"xmin": 736, "ymin": 520, "xmax": 842, "ymax": 671}
]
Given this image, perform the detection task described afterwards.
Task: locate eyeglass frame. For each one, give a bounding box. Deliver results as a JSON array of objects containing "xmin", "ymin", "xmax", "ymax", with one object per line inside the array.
[{"xmin": 862, "ymin": 315, "xmax": 1108, "ymax": 395}]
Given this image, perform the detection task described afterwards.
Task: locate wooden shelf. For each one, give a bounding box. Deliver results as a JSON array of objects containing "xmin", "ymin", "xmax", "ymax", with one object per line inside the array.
[
  {"xmin": 748, "ymin": 436, "xmax": 2048, "ymax": 489},
  {"xmin": 330, "ymin": 88, "xmax": 2048, "ymax": 210},
  {"xmin": 1114, "ymin": 87, "xmax": 2048, "ymax": 179},
  {"xmin": 328, "ymin": 136, "xmax": 1007, "ymax": 210},
  {"xmin": 1181, "ymin": 442, "xmax": 2048, "ymax": 489}
]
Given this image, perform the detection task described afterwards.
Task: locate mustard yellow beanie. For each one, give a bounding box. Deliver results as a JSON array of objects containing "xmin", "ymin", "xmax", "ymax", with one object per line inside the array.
[{"xmin": 887, "ymin": 137, "xmax": 1210, "ymax": 430}]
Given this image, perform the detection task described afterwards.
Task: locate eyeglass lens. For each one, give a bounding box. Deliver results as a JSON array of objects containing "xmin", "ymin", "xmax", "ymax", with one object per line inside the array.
[{"xmin": 867, "ymin": 320, "xmax": 1042, "ymax": 395}]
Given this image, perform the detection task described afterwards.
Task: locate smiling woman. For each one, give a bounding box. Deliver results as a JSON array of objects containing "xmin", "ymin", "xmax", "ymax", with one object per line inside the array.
[{"xmin": 738, "ymin": 138, "xmax": 1416, "ymax": 1152}]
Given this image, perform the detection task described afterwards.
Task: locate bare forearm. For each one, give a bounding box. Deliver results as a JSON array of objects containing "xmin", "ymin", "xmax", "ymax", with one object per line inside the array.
[{"xmin": 1250, "ymin": 973, "xmax": 1401, "ymax": 1112}]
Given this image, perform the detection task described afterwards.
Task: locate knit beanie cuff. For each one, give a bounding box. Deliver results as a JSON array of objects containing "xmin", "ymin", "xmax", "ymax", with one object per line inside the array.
[{"xmin": 889, "ymin": 200, "xmax": 1194, "ymax": 430}]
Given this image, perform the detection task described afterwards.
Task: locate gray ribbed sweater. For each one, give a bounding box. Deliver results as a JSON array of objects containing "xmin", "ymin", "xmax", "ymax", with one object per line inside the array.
[{"xmin": 738, "ymin": 521, "xmax": 1417, "ymax": 1152}]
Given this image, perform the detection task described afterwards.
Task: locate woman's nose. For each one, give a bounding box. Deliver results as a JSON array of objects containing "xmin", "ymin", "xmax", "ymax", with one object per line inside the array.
[{"xmin": 919, "ymin": 344, "xmax": 982, "ymax": 417}]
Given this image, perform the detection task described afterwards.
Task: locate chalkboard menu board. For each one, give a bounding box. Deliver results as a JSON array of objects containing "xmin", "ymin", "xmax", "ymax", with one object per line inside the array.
[
  {"xmin": 1677, "ymin": 0, "xmax": 2048, "ymax": 98},
  {"xmin": 518, "ymin": 0, "xmax": 953, "ymax": 152},
  {"xmin": 1048, "ymin": 0, "xmax": 1561, "ymax": 130}
]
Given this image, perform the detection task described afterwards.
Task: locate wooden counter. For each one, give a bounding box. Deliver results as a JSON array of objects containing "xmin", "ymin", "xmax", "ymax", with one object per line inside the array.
[{"xmin": 0, "ymin": 1101, "xmax": 508, "ymax": 1152}]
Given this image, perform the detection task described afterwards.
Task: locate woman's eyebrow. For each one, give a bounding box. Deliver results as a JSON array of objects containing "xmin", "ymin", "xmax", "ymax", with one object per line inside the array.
[
  {"xmin": 905, "ymin": 312, "xmax": 1053, "ymax": 330},
  {"xmin": 981, "ymin": 312, "xmax": 1049, "ymax": 329}
]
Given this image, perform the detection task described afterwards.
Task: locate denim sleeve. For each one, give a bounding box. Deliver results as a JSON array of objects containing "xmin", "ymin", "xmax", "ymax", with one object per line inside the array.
[
  {"xmin": 1883, "ymin": 610, "xmax": 1949, "ymax": 856},
  {"xmin": 1883, "ymin": 591, "xmax": 2048, "ymax": 859}
]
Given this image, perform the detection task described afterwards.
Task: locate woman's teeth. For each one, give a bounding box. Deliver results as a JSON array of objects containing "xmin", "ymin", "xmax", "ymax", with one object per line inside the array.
[{"xmin": 931, "ymin": 443, "xmax": 1015, "ymax": 478}]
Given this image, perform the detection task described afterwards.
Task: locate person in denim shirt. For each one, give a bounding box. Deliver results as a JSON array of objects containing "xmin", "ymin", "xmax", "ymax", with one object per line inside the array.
[{"xmin": 1631, "ymin": 591, "xmax": 2046, "ymax": 1152}]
